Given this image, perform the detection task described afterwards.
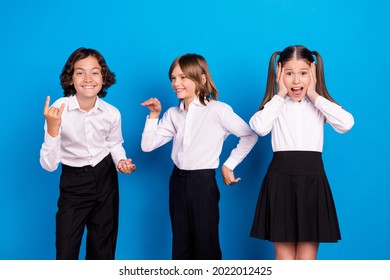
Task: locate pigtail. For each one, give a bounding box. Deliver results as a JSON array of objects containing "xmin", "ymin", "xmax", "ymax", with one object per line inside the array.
[
  {"xmin": 258, "ymin": 51, "xmax": 280, "ymax": 111},
  {"xmin": 312, "ymin": 51, "xmax": 338, "ymax": 104}
]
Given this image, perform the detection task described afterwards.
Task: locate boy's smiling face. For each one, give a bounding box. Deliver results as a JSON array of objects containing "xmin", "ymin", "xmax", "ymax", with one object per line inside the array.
[{"xmin": 71, "ymin": 55, "xmax": 104, "ymax": 100}]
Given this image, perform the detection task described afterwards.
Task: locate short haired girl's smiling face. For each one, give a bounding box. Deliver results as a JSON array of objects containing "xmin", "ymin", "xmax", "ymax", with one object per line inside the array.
[
  {"xmin": 170, "ymin": 65, "xmax": 197, "ymax": 107},
  {"xmin": 283, "ymin": 59, "xmax": 311, "ymax": 102},
  {"xmin": 72, "ymin": 56, "xmax": 103, "ymax": 100}
]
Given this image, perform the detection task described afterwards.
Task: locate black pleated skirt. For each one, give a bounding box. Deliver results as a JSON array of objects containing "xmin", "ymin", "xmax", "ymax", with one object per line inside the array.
[{"xmin": 250, "ymin": 151, "xmax": 341, "ymax": 243}]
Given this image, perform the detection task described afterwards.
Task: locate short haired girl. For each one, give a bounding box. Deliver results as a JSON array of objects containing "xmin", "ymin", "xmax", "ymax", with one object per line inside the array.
[{"xmin": 141, "ymin": 53, "xmax": 258, "ymax": 260}]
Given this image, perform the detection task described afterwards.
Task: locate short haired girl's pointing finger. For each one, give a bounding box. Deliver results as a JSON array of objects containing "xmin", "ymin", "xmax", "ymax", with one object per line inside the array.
[{"xmin": 141, "ymin": 97, "xmax": 162, "ymax": 119}]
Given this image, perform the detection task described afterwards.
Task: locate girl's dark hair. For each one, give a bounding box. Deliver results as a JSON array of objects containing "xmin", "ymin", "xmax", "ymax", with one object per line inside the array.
[
  {"xmin": 60, "ymin": 47, "xmax": 116, "ymax": 97},
  {"xmin": 168, "ymin": 53, "xmax": 218, "ymax": 105},
  {"xmin": 257, "ymin": 45, "xmax": 337, "ymax": 110}
]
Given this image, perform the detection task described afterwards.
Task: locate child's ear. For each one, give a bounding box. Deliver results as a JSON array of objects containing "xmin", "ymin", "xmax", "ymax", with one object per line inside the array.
[{"xmin": 201, "ymin": 74, "xmax": 206, "ymax": 85}]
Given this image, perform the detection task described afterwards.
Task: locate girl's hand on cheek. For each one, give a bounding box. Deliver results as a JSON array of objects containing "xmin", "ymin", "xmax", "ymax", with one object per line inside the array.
[
  {"xmin": 307, "ymin": 62, "xmax": 319, "ymax": 102},
  {"xmin": 276, "ymin": 63, "xmax": 288, "ymax": 98}
]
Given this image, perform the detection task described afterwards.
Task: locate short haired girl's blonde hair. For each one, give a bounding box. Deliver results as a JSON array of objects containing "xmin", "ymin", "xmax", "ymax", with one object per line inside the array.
[{"xmin": 169, "ymin": 54, "xmax": 218, "ymax": 105}]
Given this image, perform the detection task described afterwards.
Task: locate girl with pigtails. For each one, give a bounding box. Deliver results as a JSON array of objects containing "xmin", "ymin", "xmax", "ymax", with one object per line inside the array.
[{"xmin": 249, "ymin": 45, "xmax": 354, "ymax": 259}]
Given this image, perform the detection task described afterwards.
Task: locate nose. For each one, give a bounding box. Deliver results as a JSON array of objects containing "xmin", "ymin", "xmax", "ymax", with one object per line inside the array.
[
  {"xmin": 173, "ymin": 77, "xmax": 181, "ymax": 86},
  {"xmin": 84, "ymin": 72, "xmax": 92, "ymax": 82},
  {"xmin": 292, "ymin": 74, "xmax": 300, "ymax": 84}
]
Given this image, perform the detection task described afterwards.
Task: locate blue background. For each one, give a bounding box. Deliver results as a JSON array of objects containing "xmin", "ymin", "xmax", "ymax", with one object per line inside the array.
[{"xmin": 0, "ymin": 0, "xmax": 388, "ymax": 260}]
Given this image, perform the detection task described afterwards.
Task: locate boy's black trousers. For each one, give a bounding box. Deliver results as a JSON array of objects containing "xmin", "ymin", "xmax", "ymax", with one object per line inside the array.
[{"xmin": 56, "ymin": 154, "xmax": 119, "ymax": 260}]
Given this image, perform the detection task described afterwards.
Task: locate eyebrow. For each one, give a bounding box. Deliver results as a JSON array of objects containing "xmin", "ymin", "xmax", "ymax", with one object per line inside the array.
[
  {"xmin": 284, "ymin": 68, "xmax": 310, "ymax": 71},
  {"xmin": 74, "ymin": 67, "xmax": 101, "ymax": 71},
  {"xmin": 170, "ymin": 74, "xmax": 185, "ymax": 78}
]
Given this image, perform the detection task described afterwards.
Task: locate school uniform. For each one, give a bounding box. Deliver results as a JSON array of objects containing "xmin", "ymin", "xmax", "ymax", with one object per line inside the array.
[
  {"xmin": 40, "ymin": 95, "xmax": 127, "ymax": 259},
  {"xmin": 249, "ymin": 95, "xmax": 354, "ymax": 242},
  {"xmin": 141, "ymin": 97, "xmax": 258, "ymax": 259}
]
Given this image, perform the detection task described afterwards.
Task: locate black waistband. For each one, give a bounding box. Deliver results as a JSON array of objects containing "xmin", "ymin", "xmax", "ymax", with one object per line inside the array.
[
  {"xmin": 172, "ymin": 165, "xmax": 215, "ymax": 177},
  {"xmin": 61, "ymin": 154, "xmax": 113, "ymax": 174},
  {"xmin": 268, "ymin": 151, "xmax": 325, "ymax": 175}
]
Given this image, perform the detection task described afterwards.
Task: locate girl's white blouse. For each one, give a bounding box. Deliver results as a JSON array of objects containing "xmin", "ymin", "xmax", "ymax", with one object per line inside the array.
[{"xmin": 249, "ymin": 95, "xmax": 354, "ymax": 152}]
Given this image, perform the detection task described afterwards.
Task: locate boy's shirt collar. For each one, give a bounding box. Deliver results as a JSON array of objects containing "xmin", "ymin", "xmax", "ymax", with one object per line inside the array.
[{"xmin": 68, "ymin": 95, "xmax": 103, "ymax": 112}]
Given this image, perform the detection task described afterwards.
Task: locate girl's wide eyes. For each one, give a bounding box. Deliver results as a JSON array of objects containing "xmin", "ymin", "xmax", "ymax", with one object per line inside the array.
[{"xmin": 284, "ymin": 71, "xmax": 308, "ymax": 77}]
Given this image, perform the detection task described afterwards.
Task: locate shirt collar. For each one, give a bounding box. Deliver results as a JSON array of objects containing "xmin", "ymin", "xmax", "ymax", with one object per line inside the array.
[
  {"xmin": 68, "ymin": 95, "xmax": 103, "ymax": 112},
  {"xmin": 285, "ymin": 95, "xmax": 309, "ymax": 103},
  {"xmin": 179, "ymin": 97, "xmax": 206, "ymax": 112}
]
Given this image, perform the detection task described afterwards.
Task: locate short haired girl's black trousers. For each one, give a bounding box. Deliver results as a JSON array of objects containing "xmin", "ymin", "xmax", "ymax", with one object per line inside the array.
[
  {"xmin": 56, "ymin": 154, "xmax": 119, "ymax": 260},
  {"xmin": 169, "ymin": 165, "xmax": 222, "ymax": 260}
]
